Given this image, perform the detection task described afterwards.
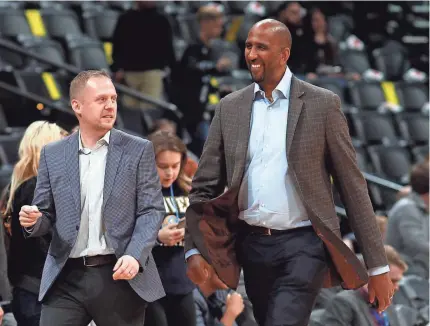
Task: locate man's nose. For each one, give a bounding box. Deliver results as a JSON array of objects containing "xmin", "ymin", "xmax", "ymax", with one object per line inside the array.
[{"xmin": 247, "ymin": 48, "xmax": 257, "ymax": 61}]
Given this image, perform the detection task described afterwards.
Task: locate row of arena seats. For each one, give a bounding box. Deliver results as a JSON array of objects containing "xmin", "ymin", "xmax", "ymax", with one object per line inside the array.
[
  {"xmin": 0, "ymin": 1, "xmax": 428, "ymax": 80},
  {"xmin": 1, "ymin": 68, "xmax": 428, "ymax": 114}
]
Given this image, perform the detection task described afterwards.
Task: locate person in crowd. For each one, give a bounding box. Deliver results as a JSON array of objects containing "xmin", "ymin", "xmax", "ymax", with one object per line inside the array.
[
  {"xmin": 396, "ymin": 154, "xmax": 429, "ymax": 201},
  {"xmin": 18, "ymin": 70, "xmax": 165, "ymax": 326},
  {"xmin": 150, "ymin": 120, "xmax": 199, "ymax": 180},
  {"xmin": 173, "ymin": 4, "xmax": 232, "ymax": 155},
  {"xmin": 112, "ymin": 0, "xmax": 176, "ymax": 109},
  {"xmin": 320, "ymin": 245, "xmax": 407, "ymax": 326},
  {"xmin": 193, "ymin": 271, "xmax": 244, "ymax": 326},
  {"xmin": 0, "ymin": 212, "xmax": 16, "ymax": 326},
  {"xmin": 276, "ymin": 2, "xmax": 310, "ymax": 74},
  {"xmin": 185, "ymin": 19, "xmax": 394, "ymax": 326},
  {"xmin": 303, "ymin": 8, "xmax": 339, "ymax": 80},
  {"xmin": 144, "ymin": 130, "xmax": 195, "ymax": 326},
  {"xmin": 386, "ymin": 159, "xmax": 429, "ymax": 279},
  {"xmin": 4, "ymin": 121, "xmax": 65, "ymax": 326}
]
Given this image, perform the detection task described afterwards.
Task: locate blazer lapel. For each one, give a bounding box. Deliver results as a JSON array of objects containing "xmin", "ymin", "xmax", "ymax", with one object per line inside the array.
[
  {"xmin": 102, "ymin": 129, "xmax": 124, "ymax": 213},
  {"xmin": 65, "ymin": 132, "xmax": 81, "ymax": 213},
  {"xmin": 231, "ymin": 84, "xmax": 254, "ymax": 187},
  {"xmin": 286, "ymin": 76, "xmax": 305, "ymax": 156}
]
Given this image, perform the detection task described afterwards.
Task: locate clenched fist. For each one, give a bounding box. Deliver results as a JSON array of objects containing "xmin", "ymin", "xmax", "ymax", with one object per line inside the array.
[{"xmin": 19, "ymin": 205, "xmax": 42, "ymax": 228}]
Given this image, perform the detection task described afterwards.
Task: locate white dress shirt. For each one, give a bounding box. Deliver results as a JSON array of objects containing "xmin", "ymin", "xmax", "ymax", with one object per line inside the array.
[{"xmin": 69, "ymin": 131, "xmax": 115, "ymax": 258}]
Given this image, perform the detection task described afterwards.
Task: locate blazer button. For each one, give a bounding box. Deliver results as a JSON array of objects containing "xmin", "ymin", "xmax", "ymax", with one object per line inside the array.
[{"xmin": 76, "ymin": 225, "xmax": 79, "ymax": 230}]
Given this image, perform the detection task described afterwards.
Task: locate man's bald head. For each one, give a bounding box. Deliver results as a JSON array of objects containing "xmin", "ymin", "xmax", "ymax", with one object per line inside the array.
[{"xmin": 250, "ymin": 19, "xmax": 292, "ymax": 50}]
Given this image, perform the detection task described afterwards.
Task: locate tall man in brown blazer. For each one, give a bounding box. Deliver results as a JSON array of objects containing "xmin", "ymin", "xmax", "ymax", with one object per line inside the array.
[{"xmin": 184, "ymin": 19, "xmax": 395, "ymax": 326}]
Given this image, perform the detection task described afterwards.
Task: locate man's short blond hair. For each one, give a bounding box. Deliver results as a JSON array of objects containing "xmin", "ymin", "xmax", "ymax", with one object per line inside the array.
[
  {"xmin": 197, "ymin": 4, "xmax": 223, "ymax": 23},
  {"xmin": 385, "ymin": 245, "xmax": 408, "ymax": 272},
  {"xmin": 69, "ymin": 70, "xmax": 111, "ymax": 100}
]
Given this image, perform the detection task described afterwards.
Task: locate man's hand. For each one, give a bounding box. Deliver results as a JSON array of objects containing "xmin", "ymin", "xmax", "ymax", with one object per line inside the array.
[
  {"xmin": 113, "ymin": 255, "xmax": 140, "ymax": 280},
  {"xmin": 19, "ymin": 205, "xmax": 42, "ymax": 228},
  {"xmin": 221, "ymin": 292, "xmax": 245, "ymax": 326},
  {"xmin": 186, "ymin": 254, "xmax": 228, "ymax": 289},
  {"xmin": 0, "ymin": 306, "xmax": 4, "ymax": 324},
  {"xmin": 368, "ymin": 272, "xmax": 395, "ymax": 313},
  {"xmin": 158, "ymin": 223, "xmax": 184, "ymax": 246}
]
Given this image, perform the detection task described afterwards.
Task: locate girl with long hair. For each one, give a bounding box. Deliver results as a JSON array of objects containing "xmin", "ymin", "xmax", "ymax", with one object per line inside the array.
[
  {"xmin": 5, "ymin": 121, "xmax": 65, "ymax": 326},
  {"xmin": 145, "ymin": 130, "xmax": 196, "ymax": 326}
]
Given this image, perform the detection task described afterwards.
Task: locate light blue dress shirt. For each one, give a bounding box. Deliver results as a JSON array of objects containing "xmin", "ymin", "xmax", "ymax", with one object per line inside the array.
[
  {"xmin": 186, "ymin": 67, "xmax": 389, "ymax": 276},
  {"xmin": 237, "ymin": 67, "xmax": 311, "ymax": 230}
]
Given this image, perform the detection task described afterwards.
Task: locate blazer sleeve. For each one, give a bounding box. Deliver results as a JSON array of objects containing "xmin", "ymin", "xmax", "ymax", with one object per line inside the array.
[
  {"xmin": 28, "ymin": 147, "xmax": 56, "ymax": 238},
  {"xmin": 125, "ymin": 141, "xmax": 165, "ymax": 267},
  {"xmin": 325, "ymin": 93, "xmax": 388, "ymax": 270},
  {"xmin": 185, "ymin": 102, "xmax": 227, "ymax": 253}
]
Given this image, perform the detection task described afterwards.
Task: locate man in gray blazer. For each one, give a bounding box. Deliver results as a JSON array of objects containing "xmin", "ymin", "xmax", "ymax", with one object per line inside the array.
[{"xmin": 19, "ymin": 70, "xmax": 165, "ymax": 326}]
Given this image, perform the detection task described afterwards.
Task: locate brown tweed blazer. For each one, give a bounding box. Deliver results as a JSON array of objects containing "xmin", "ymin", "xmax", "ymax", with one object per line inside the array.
[{"xmin": 185, "ymin": 76, "xmax": 388, "ymax": 290}]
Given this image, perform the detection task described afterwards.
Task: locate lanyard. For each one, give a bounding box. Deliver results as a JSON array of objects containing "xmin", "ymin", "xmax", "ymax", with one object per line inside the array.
[
  {"xmin": 170, "ymin": 184, "xmax": 180, "ymax": 222},
  {"xmin": 371, "ymin": 309, "xmax": 390, "ymax": 326}
]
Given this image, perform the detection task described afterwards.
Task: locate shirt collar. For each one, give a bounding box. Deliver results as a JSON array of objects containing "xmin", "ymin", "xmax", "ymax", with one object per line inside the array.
[
  {"xmin": 253, "ymin": 66, "xmax": 292, "ymax": 100},
  {"xmin": 78, "ymin": 130, "xmax": 110, "ymax": 152}
]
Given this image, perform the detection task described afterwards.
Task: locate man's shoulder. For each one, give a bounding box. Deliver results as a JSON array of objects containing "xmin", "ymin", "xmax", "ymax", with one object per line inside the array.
[
  {"xmin": 298, "ymin": 78, "xmax": 337, "ymax": 99},
  {"xmin": 114, "ymin": 129, "xmax": 149, "ymax": 149},
  {"xmin": 334, "ymin": 289, "xmax": 362, "ymax": 306},
  {"xmin": 43, "ymin": 136, "xmax": 69, "ymax": 154},
  {"xmin": 220, "ymin": 83, "xmax": 254, "ymax": 104},
  {"xmin": 388, "ymin": 195, "xmax": 419, "ymax": 217}
]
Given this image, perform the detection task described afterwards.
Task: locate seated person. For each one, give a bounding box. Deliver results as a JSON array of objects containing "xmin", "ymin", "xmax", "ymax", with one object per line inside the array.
[
  {"xmin": 320, "ymin": 245, "xmax": 407, "ymax": 326},
  {"xmin": 193, "ymin": 272, "xmax": 244, "ymax": 326},
  {"xmin": 303, "ymin": 8, "xmax": 340, "ymax": 81},
  {"xmin": 386, "ymin": 159, "xmax": 429, "ymax": 279}
]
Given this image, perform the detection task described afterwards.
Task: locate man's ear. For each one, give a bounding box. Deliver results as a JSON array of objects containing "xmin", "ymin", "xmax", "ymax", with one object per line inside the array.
[
  {"xmin": 282, "ymin": 47, "xmax": 290, "ymax": 64},
  {"xmin": 71, "ymin": 99, "xmax": 81, "ymax": 116}
]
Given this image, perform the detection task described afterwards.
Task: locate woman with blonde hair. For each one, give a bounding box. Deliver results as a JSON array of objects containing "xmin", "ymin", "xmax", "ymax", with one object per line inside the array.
[
  {"xmin": 4, "ymin": 121, "xmax": 65, "ymax": 326},
  {"xmin": 145, "ymin": 130, "xmax": 196, "ymax": 326}
]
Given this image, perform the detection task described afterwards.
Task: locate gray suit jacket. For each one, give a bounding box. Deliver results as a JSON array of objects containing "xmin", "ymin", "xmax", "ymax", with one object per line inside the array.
[
  {"xmin": 28, "ymin": 128, "xmax": 165, "ymax": 302},
  {"xmin": 320, "ymin": 290, "xmax": 401, "ymax": 326}
]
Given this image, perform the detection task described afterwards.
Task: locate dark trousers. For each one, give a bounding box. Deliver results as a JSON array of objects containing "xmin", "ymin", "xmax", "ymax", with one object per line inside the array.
[
  {"xmin": 12, "ymin": 287, "xmax": 41, "ymax": 326},
  {"xmin": 237, "ymin": 227, "xmax": 328, "ymax": 326},
  {"xmin": 144, "ymin": 291, "xmax": 196, "ymax": 326},
  {"xmin": 40, "ymin": 260, "xmax": 147, "ymax": 326}
]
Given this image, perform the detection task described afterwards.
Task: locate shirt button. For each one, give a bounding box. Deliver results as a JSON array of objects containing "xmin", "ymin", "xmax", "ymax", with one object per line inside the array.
[{"xmin": 262, "ymin": 221, "xmax": 266, "ymax": 225}]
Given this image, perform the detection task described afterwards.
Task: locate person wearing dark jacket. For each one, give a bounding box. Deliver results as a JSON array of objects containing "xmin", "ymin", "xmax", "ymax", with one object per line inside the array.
[
  {"xmin": 112, "ymin": 1, "xmax": 176, "ymax": 109},
  {"xmin": 173, "ymin": 4, "xmax": 232, "ymax": 155},
  {"xmin": 4, "ymin": 121, "xmax": 65, "ymax": 326},
  {"xmin": 145, "ymin": 131, "xmax": 195, "ymax": 326}
]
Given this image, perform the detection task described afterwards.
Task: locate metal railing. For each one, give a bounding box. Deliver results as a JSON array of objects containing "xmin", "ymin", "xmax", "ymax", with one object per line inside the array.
[
  {"xmin": 0, "ymin": 80, "xmax": 75, "ymax": 117},
  {"xmin": 0, "ymin": 38, "xmax": 182, "ymax": 118},
  {"xmin": 362, "ymin": 172, "xmax": 404, "ymax": 192}
]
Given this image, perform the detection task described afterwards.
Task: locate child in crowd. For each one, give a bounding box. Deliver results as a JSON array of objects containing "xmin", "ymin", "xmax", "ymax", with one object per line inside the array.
[{"xmin": 145, "ymin": 131, "xmax": 196, "ymax": 326}]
